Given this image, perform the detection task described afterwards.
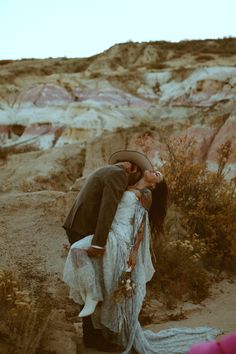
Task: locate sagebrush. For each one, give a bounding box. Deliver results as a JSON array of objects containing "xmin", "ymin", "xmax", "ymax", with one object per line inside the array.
[{"xmin": 151, "ymin": 136, "xmax": 236, "ymax": 302}]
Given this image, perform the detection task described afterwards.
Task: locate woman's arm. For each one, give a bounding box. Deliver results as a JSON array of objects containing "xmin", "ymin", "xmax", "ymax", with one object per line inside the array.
[
  {"xmin": 140, "ymin": 188, "xmax": 152, "ymax": 210},
  {"xmin": 128, "ymin": 220, "xmax": 144, "ymax": 269},
  {"xmin": 128, "ymin": 188, "xmax": 152, "ymax": 269}
]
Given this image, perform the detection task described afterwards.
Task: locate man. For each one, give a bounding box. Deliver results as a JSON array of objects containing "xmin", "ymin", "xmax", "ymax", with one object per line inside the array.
[
  {"xmin": 63, "ymin": 150, "xmax": 153, "ymax": 254},
  {"xmin": 63, "ymin": 150, "xmax": 153, "ymax": 352}
]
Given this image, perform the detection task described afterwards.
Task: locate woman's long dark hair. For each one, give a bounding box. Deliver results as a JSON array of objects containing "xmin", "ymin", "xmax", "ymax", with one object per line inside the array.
[{"xmin": 148, "ymin": 179, "xmax": 168, "ymax": 235}]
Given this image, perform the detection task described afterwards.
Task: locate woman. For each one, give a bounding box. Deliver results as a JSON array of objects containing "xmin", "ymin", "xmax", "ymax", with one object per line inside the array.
[{"xmin": 63, "ymin": 169, "xmax": 221, "ymax": 354}]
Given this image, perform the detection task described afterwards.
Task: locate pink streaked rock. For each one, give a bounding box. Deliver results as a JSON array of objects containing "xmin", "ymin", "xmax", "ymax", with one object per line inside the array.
[
  {"xmin": 172, "ymin": 80, "xmax": 236, "ymax": 107},
  {"xmin": 17, "ymin": 124, "xmax": 67, "ymax": 149},
  {"xmin": 17, "ymin": 84, "xmax": 73, "ymax": 106},
  {"xmin": 128, "ymin": 131, "xmax": 167, "ymax": 166},
  {"xmin": 170, "ymin": 125, "xmax": 218, "ymax": 162},
  {"xmin": 73, "ymin": 88, "xmax": 150, "ymax": 107},
  {"xmin": 207, "ymin": 113, "xmax": 236, "ymax": 163}
]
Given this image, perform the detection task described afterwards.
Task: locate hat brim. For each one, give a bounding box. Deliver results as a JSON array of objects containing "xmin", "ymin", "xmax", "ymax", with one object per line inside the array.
[{"xmin": 109, "ymin": 150, "xmax": 153, "ymax": 172}]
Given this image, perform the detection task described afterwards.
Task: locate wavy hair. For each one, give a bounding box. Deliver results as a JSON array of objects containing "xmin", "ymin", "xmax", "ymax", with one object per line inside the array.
[{"xmin": 148, "ymin": 179, "xmax": 168, "ymax": 235}]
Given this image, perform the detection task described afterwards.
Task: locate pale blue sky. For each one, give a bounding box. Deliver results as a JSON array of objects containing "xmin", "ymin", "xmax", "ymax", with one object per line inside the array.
[{"xmin": 0, "ymin": 0, "xmax": 236, "ymax": 60}]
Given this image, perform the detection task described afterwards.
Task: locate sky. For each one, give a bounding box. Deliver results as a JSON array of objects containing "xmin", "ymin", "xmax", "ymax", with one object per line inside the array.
[{"xmin": 0, "ymin": 0, "xmax": 236, "ymax": 60}]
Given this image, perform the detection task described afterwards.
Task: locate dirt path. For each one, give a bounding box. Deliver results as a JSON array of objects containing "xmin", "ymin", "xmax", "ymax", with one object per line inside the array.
[
  {"xmin": 76, "ymin": 279, "xmax": 236, "ymax": 353},
  {"xmin": 0, "ymin": 149, "xmax": 235, "ymax": 354},
  {"xmin": 0, "ymin": 189, "xmax": 235, "ymax": 354}
]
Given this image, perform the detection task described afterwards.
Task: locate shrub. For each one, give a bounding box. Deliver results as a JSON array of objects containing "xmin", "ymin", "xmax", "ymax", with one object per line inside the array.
[
  {"xmin": 195, "ymin": 54, "xmax": 215, "ymax": 61},
  {"xmin": 0, "ymin": 144, "xmax": 40, "ymax": 161},
  {"xmin": 146, "ymin": 63, "xmax": 167, "ymax": 70},
  {"xmin": 150, "ymin": 136, "xmax": 236, "ymax": 303},
  {"xmin": 161, "ymin": 136, "xmax": 236, "ymax": 271},
  {"xmin": 0, "ymin": 60, "xmax": 13, "ymax": 65},
  {"xmin": 0, "ymin": 269, "xmax": 52, "ymax": 354},
  {"xmin": 0, "ymin": 147, "xmax": 8, "ymax": 161},
  {"xmin": 151, "ymin": 235, "xmax": 211, "ymax": 303}
]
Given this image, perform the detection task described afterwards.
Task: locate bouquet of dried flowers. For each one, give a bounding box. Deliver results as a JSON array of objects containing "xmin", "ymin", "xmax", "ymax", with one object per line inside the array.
[{"xmin": 113, "ymin": 267, "xmax": 136, "ymax": 302}]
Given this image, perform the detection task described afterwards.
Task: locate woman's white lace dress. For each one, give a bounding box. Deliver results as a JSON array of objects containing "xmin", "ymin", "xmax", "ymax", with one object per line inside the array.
[{"xmin": 63, "ymin": 191, "xmax": 221, "ymax": 354}]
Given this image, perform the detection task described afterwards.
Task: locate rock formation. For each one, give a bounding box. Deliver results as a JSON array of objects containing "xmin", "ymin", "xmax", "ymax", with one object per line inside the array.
[{"xmin": 0, "ymin": 38, "xmax": 236, "ymax": 177}]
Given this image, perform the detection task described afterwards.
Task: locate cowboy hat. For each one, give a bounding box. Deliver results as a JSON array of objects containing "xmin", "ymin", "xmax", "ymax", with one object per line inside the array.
[{"xmin": 109, "ymin": 150, "xmax": 153, "ymax": 172}]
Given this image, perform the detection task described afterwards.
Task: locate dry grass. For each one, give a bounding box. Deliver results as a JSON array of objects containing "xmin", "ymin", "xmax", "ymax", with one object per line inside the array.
[
  {"xmin": 150, "ymin": 136, "xmax": 236, "ymax": 303},
  {"xmin": 152, "ymin": 235, "xmax": 212, "ymax": 303},
  {"xmin": 1, "ymin": 57, "xmax": 94, "ymax": 78},
  {"xmin": 0, "ymin": 145, "xmax": 40, "ymax": 162},
  {"xmin": 0, "ymin": 60, "xmax": 14, "ymax": 66},
  {"xmin": 145, "ymin": 62, "xmax": 167, "ymax": 70},
  {"xmin": 172, "ymin": 67, "xmax": 194, "ymax": 81},
  {"xmin": 108, "ymin": 70, "xmax": 143, "ymax": 97},
  {"xmin": 163, "ymin": 137, "xmax": 236, "ymax": 269},
  {"xmin": 149, "ymin": 37, "xmax": 236, "ymax": 57},
  {"xmin": 0, "ymin": 269, "xmax": 53, "ymax": 354},
  {"xmin": 195, "ymin": 54, "xmax": 215, "ymax": 62},
  {"xmin": 0, "ymin": 147, "xmax": 8, "ymax": 161}
]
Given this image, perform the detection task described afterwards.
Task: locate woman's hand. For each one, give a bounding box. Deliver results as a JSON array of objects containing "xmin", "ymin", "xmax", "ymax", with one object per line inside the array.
[{"xmin": 128, "ymin": 251, "xmax": 137, "ymax": 269}]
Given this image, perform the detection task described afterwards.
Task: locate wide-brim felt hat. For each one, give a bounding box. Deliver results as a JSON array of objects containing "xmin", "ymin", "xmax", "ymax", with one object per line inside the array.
[{"xmin": 109, "ymin": 150, "xmax": 153, "ymax": 172}]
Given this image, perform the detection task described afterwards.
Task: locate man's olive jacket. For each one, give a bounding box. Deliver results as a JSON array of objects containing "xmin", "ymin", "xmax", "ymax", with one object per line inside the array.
[{"xmin": 63, "ymin": 165, "xmax": 128, "ymax": 247}]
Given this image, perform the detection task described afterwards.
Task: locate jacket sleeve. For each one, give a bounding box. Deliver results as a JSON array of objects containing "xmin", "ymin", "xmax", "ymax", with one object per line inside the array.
[{"xmin": 91, "ymin": 170, "xmax": 127, "ymax": 247}]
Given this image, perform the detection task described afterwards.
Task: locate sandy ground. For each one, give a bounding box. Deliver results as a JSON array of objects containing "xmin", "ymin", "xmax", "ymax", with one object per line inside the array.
[
  {"xmin": 0, "ymin": 149, "xmax": 235, "ymax": 354},
  {"xmin": 76, "ymin": 278, "xmax": 236, "ymax": 353}
]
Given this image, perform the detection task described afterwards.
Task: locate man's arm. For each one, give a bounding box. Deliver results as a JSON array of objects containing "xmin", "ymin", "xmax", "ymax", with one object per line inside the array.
[
  {"xmin": 91, "ymin": 169, "xmax": 127, "ymax": 248},
  {"xmin": 86, "ymin": 245, "xmax": 105, "ymax": 257}
]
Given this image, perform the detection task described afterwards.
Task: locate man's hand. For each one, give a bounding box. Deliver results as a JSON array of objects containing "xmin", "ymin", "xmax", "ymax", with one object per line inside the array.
[{"xmin": 86, "ymin": 246, "xmax": 105, "ymax": 258}]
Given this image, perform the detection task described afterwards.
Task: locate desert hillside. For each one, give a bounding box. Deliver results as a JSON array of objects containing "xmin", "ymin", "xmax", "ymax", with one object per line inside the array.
[
  {"xmin": 0, "ymin": 39, "xmax": 236, "ymax": 354},
  {"xmin": 1, "ymin": 38, "xmax": 236, "ymax": 176}
]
